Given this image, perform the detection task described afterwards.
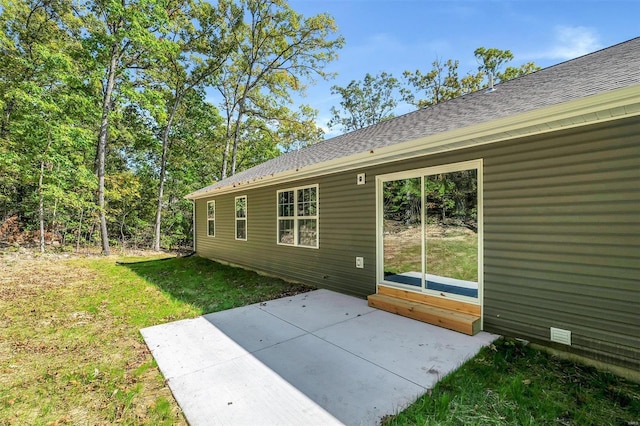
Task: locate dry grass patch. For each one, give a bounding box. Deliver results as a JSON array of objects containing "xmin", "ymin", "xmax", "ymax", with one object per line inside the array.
[{"xmin": 0, "ymin": 256, "xmax": 187, "ymax": 425}]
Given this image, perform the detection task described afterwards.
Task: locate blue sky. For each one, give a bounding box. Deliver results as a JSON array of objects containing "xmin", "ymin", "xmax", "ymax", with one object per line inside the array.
[{"xmin": 286, "ymin": 0, "xmax": 639, "ymax": 137}]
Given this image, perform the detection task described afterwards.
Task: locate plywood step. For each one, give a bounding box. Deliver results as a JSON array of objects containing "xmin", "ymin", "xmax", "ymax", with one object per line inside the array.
[{"xmin": 367, "ymin": 293, "xmax": 481, "ymax": 336}]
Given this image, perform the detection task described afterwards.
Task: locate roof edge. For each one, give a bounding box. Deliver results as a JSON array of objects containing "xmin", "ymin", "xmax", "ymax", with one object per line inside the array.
[{"xmin": 186, "ymin": 84, "xmax": 640, "ymax": 200}]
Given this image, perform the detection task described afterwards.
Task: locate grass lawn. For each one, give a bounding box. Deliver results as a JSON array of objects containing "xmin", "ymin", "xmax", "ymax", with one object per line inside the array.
[
  {"xmin": 383, "ymin": 338, "xmax": 640, "ymax": 425},
  {"xmin": 0, "ymin": 253, "xmax": 312, "ymax": 425},
  {"xmin": 384, "ymin": 232, "xmax": 478, "ymax": 282},
  {"xmin": 2, "ymin": 253, "xmax": 638, "ymax": 425}
]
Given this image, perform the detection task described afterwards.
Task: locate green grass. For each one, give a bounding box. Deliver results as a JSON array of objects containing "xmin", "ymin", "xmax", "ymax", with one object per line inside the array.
[
  {"xmin": 383, "ymin": 338, "xmax": 640, "ymax": 425},
  {"xmin": 384, "ymin": 234, "xmax": 478, "ymax": 281},
  {"xmin": 0, "ymin": 254, "xmax": 313, "ymax": 425},
  {"xmin": 3, "ymin": 254, "xmax": 639, "ymax": 425},
  {"xmin": 120, "ymin": 256, "xmax": 314, "ymax": 315}
]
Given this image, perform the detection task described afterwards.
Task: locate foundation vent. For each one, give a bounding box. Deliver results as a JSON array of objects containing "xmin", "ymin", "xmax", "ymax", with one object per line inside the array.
[{"xmin": 550, "ymin": 327, "xmax": 572, "ymax": 345}]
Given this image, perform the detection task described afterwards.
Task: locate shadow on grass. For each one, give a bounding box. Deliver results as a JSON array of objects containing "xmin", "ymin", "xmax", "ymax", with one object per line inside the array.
[{"xmin": 120, "ymin": 256, "xmax": 315, "ymax": 315}]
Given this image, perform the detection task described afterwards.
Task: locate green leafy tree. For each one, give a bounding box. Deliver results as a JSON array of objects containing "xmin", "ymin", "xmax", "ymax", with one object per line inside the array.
[
  {"xmin": 328, "ymin": 72, "xmax": 400, "ymax": 132},
  {"xmin": 216, "ymin": 0, "xmax": 344, "ymax": 179},
  {"xmin": 77, "ymin": 0, "xmax": 179, "ymax": 254},
  {"xmin": 383, "ymin": 178, "xmax": 421, "ymax": 225},
  {"xmin": 0, "ymin": 0, "xmax": 340, "ymax": 252},
  {"xmin": 241, "ymin": 95, "xmax": 324, "ymax": 155},
  {"xmin": 498, "ymin": 61, "xmax": 541, "ymax": 81},
  {"xmin": 0, "ymin": 0, "xmax": 97, "ymax": 251},
  {"xmin": 474, "ymin": 47, "xmax": 540, "ymax": 87},
  {"xmin": 275, "ymin": 104, "xmax": 324, "ymax": 153},
  {"xmin": 473, "ymin": 47, "xmax": 513, "ymax": 88},
  {"xmin": 148, "ymin": 0, "xmax": 241, "ymax": 251},
  {"xmin": 401, "ymin": 58, "xmax": 464, "ymax": 108},
  {"xmin": 402, "ymin": 48, "xmax": 540, "ymax": 109},
  {"xmin": 161, "ymin": 95, "xmax": 225, "ymax": 248}
]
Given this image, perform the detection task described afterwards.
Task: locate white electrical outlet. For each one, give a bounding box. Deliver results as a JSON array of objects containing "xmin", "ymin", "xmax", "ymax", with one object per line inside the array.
[
  {"xmin": 355, "ymin": 257, "xmax": 364, "ymax": 268},
  {"xmin": 550, "ymin": 327, "xmax": 571, "ymax": 345},
  {"xmin": 356, "ymin": 173, "xmax": 365, "ymax": 185}
]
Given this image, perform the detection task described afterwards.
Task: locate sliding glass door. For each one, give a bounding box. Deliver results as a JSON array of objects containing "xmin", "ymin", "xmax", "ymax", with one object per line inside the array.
[
  {"xmin": 379, "ymin": 160, "xmax": 481, "ymax": 301},
  {"xmin": 382, "ymin": 177, "xmax": 423, "ymax": 286}
]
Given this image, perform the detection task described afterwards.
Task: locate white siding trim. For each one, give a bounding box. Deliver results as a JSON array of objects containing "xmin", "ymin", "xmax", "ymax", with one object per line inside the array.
[{"xmin": 192, "ymin": 200, "xmax": 196, "ymax": 251}]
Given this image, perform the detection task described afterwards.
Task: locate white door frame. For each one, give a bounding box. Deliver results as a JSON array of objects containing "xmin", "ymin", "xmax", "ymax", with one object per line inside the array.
[{"xmin": 375, "ymin": 159, "xmax": 484, "ymax": 308}]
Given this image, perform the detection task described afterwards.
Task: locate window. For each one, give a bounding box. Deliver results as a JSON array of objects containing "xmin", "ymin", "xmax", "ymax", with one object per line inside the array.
[
  {"xmin": 207, "ymin": 200, "xmax": 215, "ymax": 237},
  {"xmin": 235, "ymin": 196, "xmax": 247, "ymax": 240},
  {"xmin": 277, "ymin": 185, "xmax": 318, "ymax": 248}
]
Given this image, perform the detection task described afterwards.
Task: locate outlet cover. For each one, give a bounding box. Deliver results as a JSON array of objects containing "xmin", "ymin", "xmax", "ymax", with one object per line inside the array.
[
  {"xmin": 355, "ymin": 256, "xmax": 364, "ymax": 268},
  {"xmin": 550, "ymin": 327, "xmax": 571, "ymax": 345},
  {"xmin": 357, "ymin": 173, "xmax": 366, "ymax": 185}
]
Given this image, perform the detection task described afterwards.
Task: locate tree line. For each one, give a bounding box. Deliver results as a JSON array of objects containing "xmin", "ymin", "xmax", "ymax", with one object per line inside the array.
[
  {"xmin": 0, "ymin": 0, "xmax": 342, "ymax": 253},
  {"xmin": 0, "ymin": 0, "xmax": 536, "ymax": 253},
  {"xmin": 383, "ymin": 171, "xmax": 478, "ymax": 230}
]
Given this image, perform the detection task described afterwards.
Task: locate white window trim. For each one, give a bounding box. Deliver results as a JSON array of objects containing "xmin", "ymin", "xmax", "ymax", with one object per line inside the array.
[
  {"xmin": 235, "ymin": 195, "xmax": 247, "ymax": 241},
  {"xmin": 206, "ymin": 200, "xmax": 215, "ymax": 237},
  {"xmin": 375, "ymin": 159, "xmax": 483, "ymax": 309},
  {"xmin": 276, "ymin": 184, "xmax": 319, "ymax": 249}
]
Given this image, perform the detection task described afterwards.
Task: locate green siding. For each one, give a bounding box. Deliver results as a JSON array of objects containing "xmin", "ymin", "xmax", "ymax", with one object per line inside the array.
[
  {"xmin": 195, "ymin": 115, "xmax": 640, "ymax": 370},
  {"xmin": 481, "ymin": 116, "xmax": 640, "ymax": 370},
  {"xmin": 195, "ymin": 174, "xmax": 378, "ymax": 297}
]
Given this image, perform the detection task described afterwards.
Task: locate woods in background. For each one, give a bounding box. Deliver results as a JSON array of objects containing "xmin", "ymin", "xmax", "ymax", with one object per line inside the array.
[
  {"xmin": 0, "ymin": 0, "xmax": 535, "ymax": 253},
  {"xmin": 0, "ymin": 0, "xmax": 342, "ymax": 252}
]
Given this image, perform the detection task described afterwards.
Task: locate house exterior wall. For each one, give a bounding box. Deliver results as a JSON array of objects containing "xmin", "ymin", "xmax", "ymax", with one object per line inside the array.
[
  {"xmin": 195, "ymin": 115, "xmax": 640, "ymax": 370},
  {"xmin": 195, "ymin": 172, "xmax": 378, "ymax": 297}
]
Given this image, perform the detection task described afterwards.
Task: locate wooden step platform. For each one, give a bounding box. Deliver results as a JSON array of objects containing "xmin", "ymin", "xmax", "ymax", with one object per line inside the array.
[{"xmin": 367, "ymin": 286, "xmax": 481, "ymax": 336}]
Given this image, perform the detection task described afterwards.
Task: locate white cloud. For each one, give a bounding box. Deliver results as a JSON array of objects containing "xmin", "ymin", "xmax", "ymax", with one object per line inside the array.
[{"xmin": 545, "ymin": 26, "xmax": 601, "ymax": 60}]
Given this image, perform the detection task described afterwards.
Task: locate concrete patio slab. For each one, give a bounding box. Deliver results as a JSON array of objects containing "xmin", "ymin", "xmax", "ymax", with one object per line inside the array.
[
  {"xmin": 141, "ymin": 289, "xmax": 497, "ymax": 426},
  {"xmin": 314, "ymin": 309, "xmax": 492, "ymax": 389},
  {"xmin": 142, "ymin": 316, "xmax": 247, "ymax": 379},
  {"xmin": 255, "ymin": 289, "xmax": 377, "ymax": 332},
  {"xmin": 203, "ymin": 304, "xmax": 306, "ymax": 353},
  {"xmin": 251, "ymin": 332, "xmax": 426, "ymax": 425},
  {"xmin": 167, "ymin": 350, "xmax": 342, "ymax": 425}
]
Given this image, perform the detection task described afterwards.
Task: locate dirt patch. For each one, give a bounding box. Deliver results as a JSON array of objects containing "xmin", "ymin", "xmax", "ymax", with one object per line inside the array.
[
  {"xmin": 274, "ymin": 283, "xmax": 317, "ymax": 299},
  {"xmin": 384, "ymin": 219, "xmax": 476, "ymax": 240},
  {"xmin": 0, "ymin": 257, "xmax": 98, "ymax": 301},
  {"xmin": 0, "ymin": 246, "xmax": 179, "ymax": 260}
]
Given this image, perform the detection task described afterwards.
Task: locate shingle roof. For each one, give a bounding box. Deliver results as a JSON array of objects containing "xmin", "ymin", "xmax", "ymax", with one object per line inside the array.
[{"xmin": 190, "ymin": 37, "xmax": 640, "ymax": 197}]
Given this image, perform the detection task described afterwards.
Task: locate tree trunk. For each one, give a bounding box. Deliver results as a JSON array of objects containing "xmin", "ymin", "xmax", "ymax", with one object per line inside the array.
[
  {"xmin": 153, "ymin": 96, "xmax": 180, "ymax": 251},
  {"xmin": 76, "ymin": 207, "xmax": 84, "ymax": 253},
  {"xmin": 221, "ymin": 115, "xmax": 233, "ymax": 179},
  {"xmin": 230, "ymin": 130, "xmax": 240, "ymax": 176},
  {"xmin": 229, "ymin": 103, "xmax": 245, "ymax": 177},
  {"xmin": 96, "ymin": 52, "xmax": 118, "ymax": 256},
  {"xmin": 223, "ymin": 94, "xmax": 246, "ymax": 178},
  {"xmin": 1, "ymin": 97, "xmax": 14, "ymax": 140},
  {"xmin": 38, "ymin": 131, "xmax": 53, "ymax": 253},
  {"xmin": 52, "ymin": 196, "xmax": 58, "ymax": 242},
  {"xmin": 38, "ymin": 159, "xmax": 46, "ymax": 253},
  {"xmin": 120, "ymin": 211, "xmax": 127, "ymax": 247}
]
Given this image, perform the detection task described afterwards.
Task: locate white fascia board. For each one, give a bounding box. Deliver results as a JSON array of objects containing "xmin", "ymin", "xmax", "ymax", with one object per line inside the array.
[{"xmin": 186, "ymin": 85, "xmax": 640, "ymax": 200}]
